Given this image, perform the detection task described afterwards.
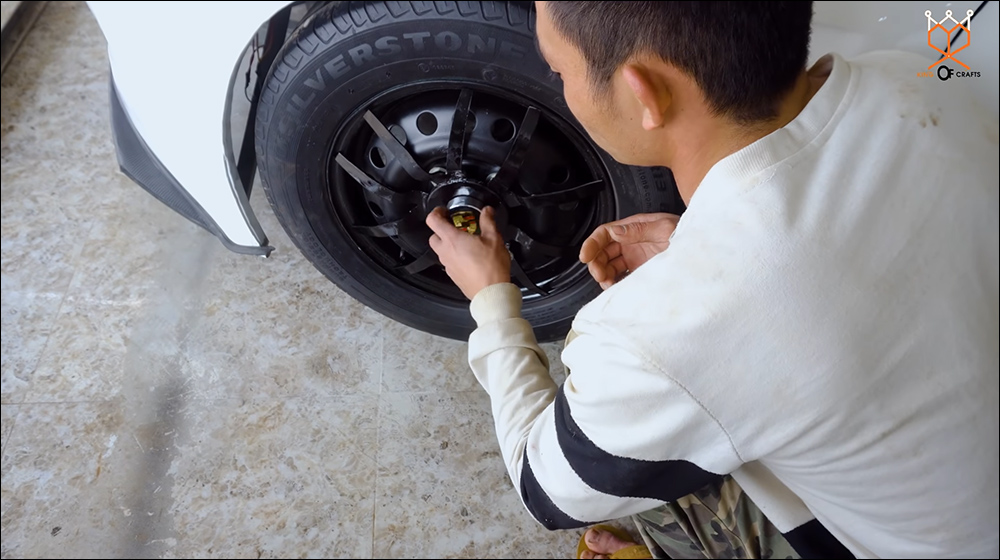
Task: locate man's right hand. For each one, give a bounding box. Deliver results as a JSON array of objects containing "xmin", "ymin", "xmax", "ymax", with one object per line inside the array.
[{"xmin": 579, "ymin": 213, "xmax": 680, "ymax": 290}]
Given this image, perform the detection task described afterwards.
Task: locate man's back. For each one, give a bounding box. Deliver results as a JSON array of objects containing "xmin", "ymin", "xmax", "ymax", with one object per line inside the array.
[{"xmin": 568, "ymin": 51, "xmax": 999, "ymax": 557}]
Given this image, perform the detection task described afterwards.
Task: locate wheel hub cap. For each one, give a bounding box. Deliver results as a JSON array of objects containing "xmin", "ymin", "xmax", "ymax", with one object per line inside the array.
[{"xmin": 330, "ymin": 86, "xmax": 612, "ymax": 298}]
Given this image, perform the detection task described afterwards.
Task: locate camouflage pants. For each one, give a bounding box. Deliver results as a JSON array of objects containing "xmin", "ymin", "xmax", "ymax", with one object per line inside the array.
[
  {"xmin": 630, "ymin": 475, "xmax": 799, "ymax": 559},
  {"xmin": 562, "ymin": 332, "xmax": 797, "ymax": 559}
]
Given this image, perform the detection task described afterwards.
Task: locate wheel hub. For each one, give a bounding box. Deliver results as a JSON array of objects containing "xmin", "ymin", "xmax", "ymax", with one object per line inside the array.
[
  {"xmin": 426, "ymin": 177, "xmax": 509, "ymax": 236},
  {"xmin": 330, "ymin": 86, "xmax": 612, "ymax": 298}
]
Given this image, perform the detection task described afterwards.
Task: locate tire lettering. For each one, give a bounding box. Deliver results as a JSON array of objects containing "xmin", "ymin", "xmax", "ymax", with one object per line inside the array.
[
  {"xmin": 403, "ymin": 31, "xmax": 431, "ymax": 52},
  {"xmin": 279, "ymin": 101, "xmax": 306, "ymax": 135},
  {"xmin": 500, "ymin": 41, "xmax": 526, "ymax": 59},
  {"xmin": 374, "ymin": 35, "xmax": 402, "ymax": 55},
  {"xmin": 291, "ymin": 92, "xmax": 316, "ymax": 110},
  {"xmin": 323, "ymin": 54, "xmax": 351, "ymax": 80},
  {"xmin": 468, "ymin": 34, "xmax": 496, "ymax": 55},
  {"xmin": 435, "ymin": 31, "xmax": 462, "ymax": 51},
  {"xmin": 349, "ymin": 44, "xmax": 376, "ymax": 67},
  {"xmin": 316, "ymin": 33, "xmax": 531, "ymax": 87},
  {"xmin": 303, "ymin": 67, "xmax": 326, "ymax": 91}
]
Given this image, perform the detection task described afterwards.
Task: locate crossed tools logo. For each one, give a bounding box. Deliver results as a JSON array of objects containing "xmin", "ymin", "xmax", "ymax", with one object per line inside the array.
[{"xmin": 920, "ymin": 9, "xmax": 982, "ymax": 81}]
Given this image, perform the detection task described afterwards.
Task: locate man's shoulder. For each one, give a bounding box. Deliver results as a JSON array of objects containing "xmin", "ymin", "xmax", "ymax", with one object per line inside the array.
[
  {"xmin": 843, "ymin": 50, "xmax": 993, "ymax": 136},
  {"xmin": 847, "ymin": 49, "xmax": 928, "ymax": 71},
  {"xmin": 573, "ymin": 208, "xmax": 779, "ymax": 340}
]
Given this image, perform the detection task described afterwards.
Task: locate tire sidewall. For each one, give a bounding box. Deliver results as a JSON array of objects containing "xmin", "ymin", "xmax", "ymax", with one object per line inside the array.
[{"xmin": 256, "ymin": 2, "xmax": 681, "ymax": 341}]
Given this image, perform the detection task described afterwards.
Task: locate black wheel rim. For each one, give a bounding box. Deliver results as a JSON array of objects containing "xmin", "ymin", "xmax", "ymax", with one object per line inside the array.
[{"xmin": 327, "ymin": 81, "xmax": 614, "ymax": 302}]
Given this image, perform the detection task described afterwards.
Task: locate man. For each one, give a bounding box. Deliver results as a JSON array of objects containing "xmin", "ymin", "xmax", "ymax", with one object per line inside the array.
[{"xmin": 426, "ymin": 2, "xmax": 999, "ymax": 558}]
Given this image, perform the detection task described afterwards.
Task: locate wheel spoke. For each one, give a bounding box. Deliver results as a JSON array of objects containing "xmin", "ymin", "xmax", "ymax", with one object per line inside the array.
[
  {"xmin": 397, "ymin": 250, "xmax": 439, "ymax": 274},
  {"xmin": 488, "ymin": 106, "xmax": 540, "ymax": 192},
  {"xmin": 509, "ymin": 249, "xmax": 549, "ymax": 296},
  {"xmin": 519, "ymin": 179, "xmax": 604, "ymax": 208},
  {"xmin": 353, "ymin": 221, "xmax": 400, "ymax": 238},
  {"xmin": 334, "ymin": 153, "xmax": 421, "ymax": 207},
  {"xmin": 353, "ymin": 207, "xmax": 423, "ymax": 238},
  {"xmin": 513, "ymin": 228, "xmax": 573, "ymax": 258},
  {"xmin": 363, "ymin": 110, "xmax": 431, "ymax": 182},
  {"xmin": 446, "ymin": 88, "xmax": 475, "ymax": 173}
]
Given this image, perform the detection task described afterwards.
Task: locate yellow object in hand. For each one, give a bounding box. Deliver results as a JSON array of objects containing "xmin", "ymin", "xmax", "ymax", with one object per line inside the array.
[{"xmin": 451, "ymin": 210, "xmax": 480, "ymax": 235}]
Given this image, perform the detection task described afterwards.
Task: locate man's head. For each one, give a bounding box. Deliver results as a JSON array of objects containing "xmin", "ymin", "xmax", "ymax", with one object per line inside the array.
[{"xmin": 535, "ymin": 1, "xmax": 813, "ymax": 167}]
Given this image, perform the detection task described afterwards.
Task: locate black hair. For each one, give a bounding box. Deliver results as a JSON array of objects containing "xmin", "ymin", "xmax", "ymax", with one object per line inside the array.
[{"xmin": 546, "ymin": 1, "xmax": 814, "ymax": 123}]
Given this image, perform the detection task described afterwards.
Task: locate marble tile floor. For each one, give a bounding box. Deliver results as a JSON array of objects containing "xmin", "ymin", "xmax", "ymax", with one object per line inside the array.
[{"xmin": 0, "ymin": 3, "xmax": 620, "ymax": 557}]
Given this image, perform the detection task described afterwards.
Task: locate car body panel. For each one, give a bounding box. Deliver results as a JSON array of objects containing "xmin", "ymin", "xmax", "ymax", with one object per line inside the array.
[
  {"xmin": 87, "ymin": 0, "xmax": 998, "ymax": 254},
  {"xmin": 89, "ymin": 0, "xmax": 291, "ymax": 248}
]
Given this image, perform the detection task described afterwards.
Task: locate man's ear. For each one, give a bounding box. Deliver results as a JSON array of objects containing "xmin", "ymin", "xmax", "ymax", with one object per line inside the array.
[{"xmin": 622, "ymin": 64, "xmax": 670, "ymax": 131}]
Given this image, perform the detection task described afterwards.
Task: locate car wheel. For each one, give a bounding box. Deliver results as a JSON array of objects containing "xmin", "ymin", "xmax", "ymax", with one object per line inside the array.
[{"xmin": 254, "ymin": 0, "xmax": 683, "ymax": 342}]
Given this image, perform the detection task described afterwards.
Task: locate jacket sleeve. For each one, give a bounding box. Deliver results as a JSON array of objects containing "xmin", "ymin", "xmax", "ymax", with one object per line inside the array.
[{"xmin": 468, "ymin": 283, "xmax": 744, "ymax": 529}]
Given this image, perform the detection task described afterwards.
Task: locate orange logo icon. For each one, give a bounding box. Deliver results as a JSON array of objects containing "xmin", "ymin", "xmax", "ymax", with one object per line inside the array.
[{"xmin": 926, "ymin": 9, "xmax": 974, "ymax": 70}]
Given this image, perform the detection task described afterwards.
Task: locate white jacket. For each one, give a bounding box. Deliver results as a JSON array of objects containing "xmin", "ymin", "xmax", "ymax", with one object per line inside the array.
[{"xmin": 468, "ymin": 52, "xmax": 999, "ymax": 559}]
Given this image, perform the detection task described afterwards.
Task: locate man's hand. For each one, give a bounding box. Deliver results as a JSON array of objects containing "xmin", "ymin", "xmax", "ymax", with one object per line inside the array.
[
  {"xmin": 426, "ymin": 207, "xmax": 511, "ymax": 300},
  {"xmin": 579, "ymin": 213, "xmax": 679, "ymax": 290}
]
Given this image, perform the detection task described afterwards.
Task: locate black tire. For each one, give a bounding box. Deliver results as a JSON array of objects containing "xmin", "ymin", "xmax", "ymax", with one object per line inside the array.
[{"xmin": 255, "ymin": 0, "xmax": 683, "ymax": 342}]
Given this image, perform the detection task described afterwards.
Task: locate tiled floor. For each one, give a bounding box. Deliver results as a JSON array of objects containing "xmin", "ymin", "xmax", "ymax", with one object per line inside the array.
[{"xmin": 0, "ymin": 3, "xmax": 599, "ymax": 557}]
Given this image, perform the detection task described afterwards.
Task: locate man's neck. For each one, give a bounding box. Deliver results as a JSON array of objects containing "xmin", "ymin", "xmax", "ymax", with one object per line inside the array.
[{"xmin": 668, "ymin": 70, "xmax": 821, "ymax": 205}]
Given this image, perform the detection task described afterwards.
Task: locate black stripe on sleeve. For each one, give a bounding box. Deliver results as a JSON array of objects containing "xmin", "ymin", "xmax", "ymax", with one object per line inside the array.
[
  {"xmin": 554, "ymin": 386, "xmax": 724, "ymax": 501},
  {"xmin": 519, "ymin": 452, "xmax": 588, "ymax": 530},
  {"xmin": 784, "ymin": 519, "xmax": 855, "ymax": 559}
]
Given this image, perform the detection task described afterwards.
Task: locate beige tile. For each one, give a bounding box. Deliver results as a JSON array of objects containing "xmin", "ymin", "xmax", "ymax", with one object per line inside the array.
[
  {"xmin": 0, "ymin": 121, "xmax": 142, "ymax": 297},
  {"xmin": 374, "ymin": 391, "xmax": 580, "ymax": 558},
  {"xmin": 0, "ymin": 403, "xmax": 16, "ymax": 454},
  {"xmin": 24, "ymin": 292, "xmax": 152, "ymax": 403},
  {"xmin": 26, "ymin": 269, "xmax": 222, "ymax": 406},
  {"xmin": 381, "ymin": 320, "xmax": 479, "ymax": 393},
  {"xmin": 26, "ymin": 185, "xmax": 384, "ymax": 405},
  {"xmin": 0, "ymin": 164, "xmax": 142, "ymax": 405},
  {"xmin": 380, "ymin": 321, "xmax": 566, "ymax": 395},
  {"xmin": 167, "ymin": 396, "xmax": 378, "ymax": 558},
  {"xmin": 1, "ymin": 2, "xmax": 111, "ymax": 165},
  {"xmin": 0, "ymin": 1, "xmax": 123, "ymax": 299},
  {"xmin": 174, "ymin": 244, "xmax": 385, "ymax": 401},
  {"xmin": 540, "ymin": 341, "xmax": 568, "ymax": 386},
  {"xmin": 25, "ymin": 212, "xmax": 211, "ymax": 403},
  {"xmin": 23, "ymin": 196, "xmax": 246, "ymax": 403},
  {"xmin": 0, "ymin": 400, "xmax": 133, "ymax": 559},
  {"xmin": 0, "ymin": 163, "xmax": 144, "ymax": 404},
  {"xmin": 65, "ymin": 185, "xmax": 211, "ymax": 306},
  {"xmin": 0, "ymin": 160, "xmax": 88, "ymax": 296},
  {"xmin": 0, "ymin": 155, "xmax": 134, "ymax": 222},
  {"xmin": 1, "ymin": 290, "xmax": 61, "ymax": 402},
  {"xmin": 0, "ymin": 396, "xmax": 379, "ymax": 558},
  {"xmin": 1, "ymin": 0, "xmax": 147, "ymax": 407}
]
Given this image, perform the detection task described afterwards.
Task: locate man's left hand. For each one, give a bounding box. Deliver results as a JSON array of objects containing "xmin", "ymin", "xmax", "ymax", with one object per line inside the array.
[{"xmin": 426, "ymin": 206, "xmax": 511, "ymax": 300}]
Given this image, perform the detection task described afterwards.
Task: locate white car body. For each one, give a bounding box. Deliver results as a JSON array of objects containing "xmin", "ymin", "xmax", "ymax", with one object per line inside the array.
[{"xmin": 86, "ymin": 0, "xmax": 999, "ymax": 255}]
